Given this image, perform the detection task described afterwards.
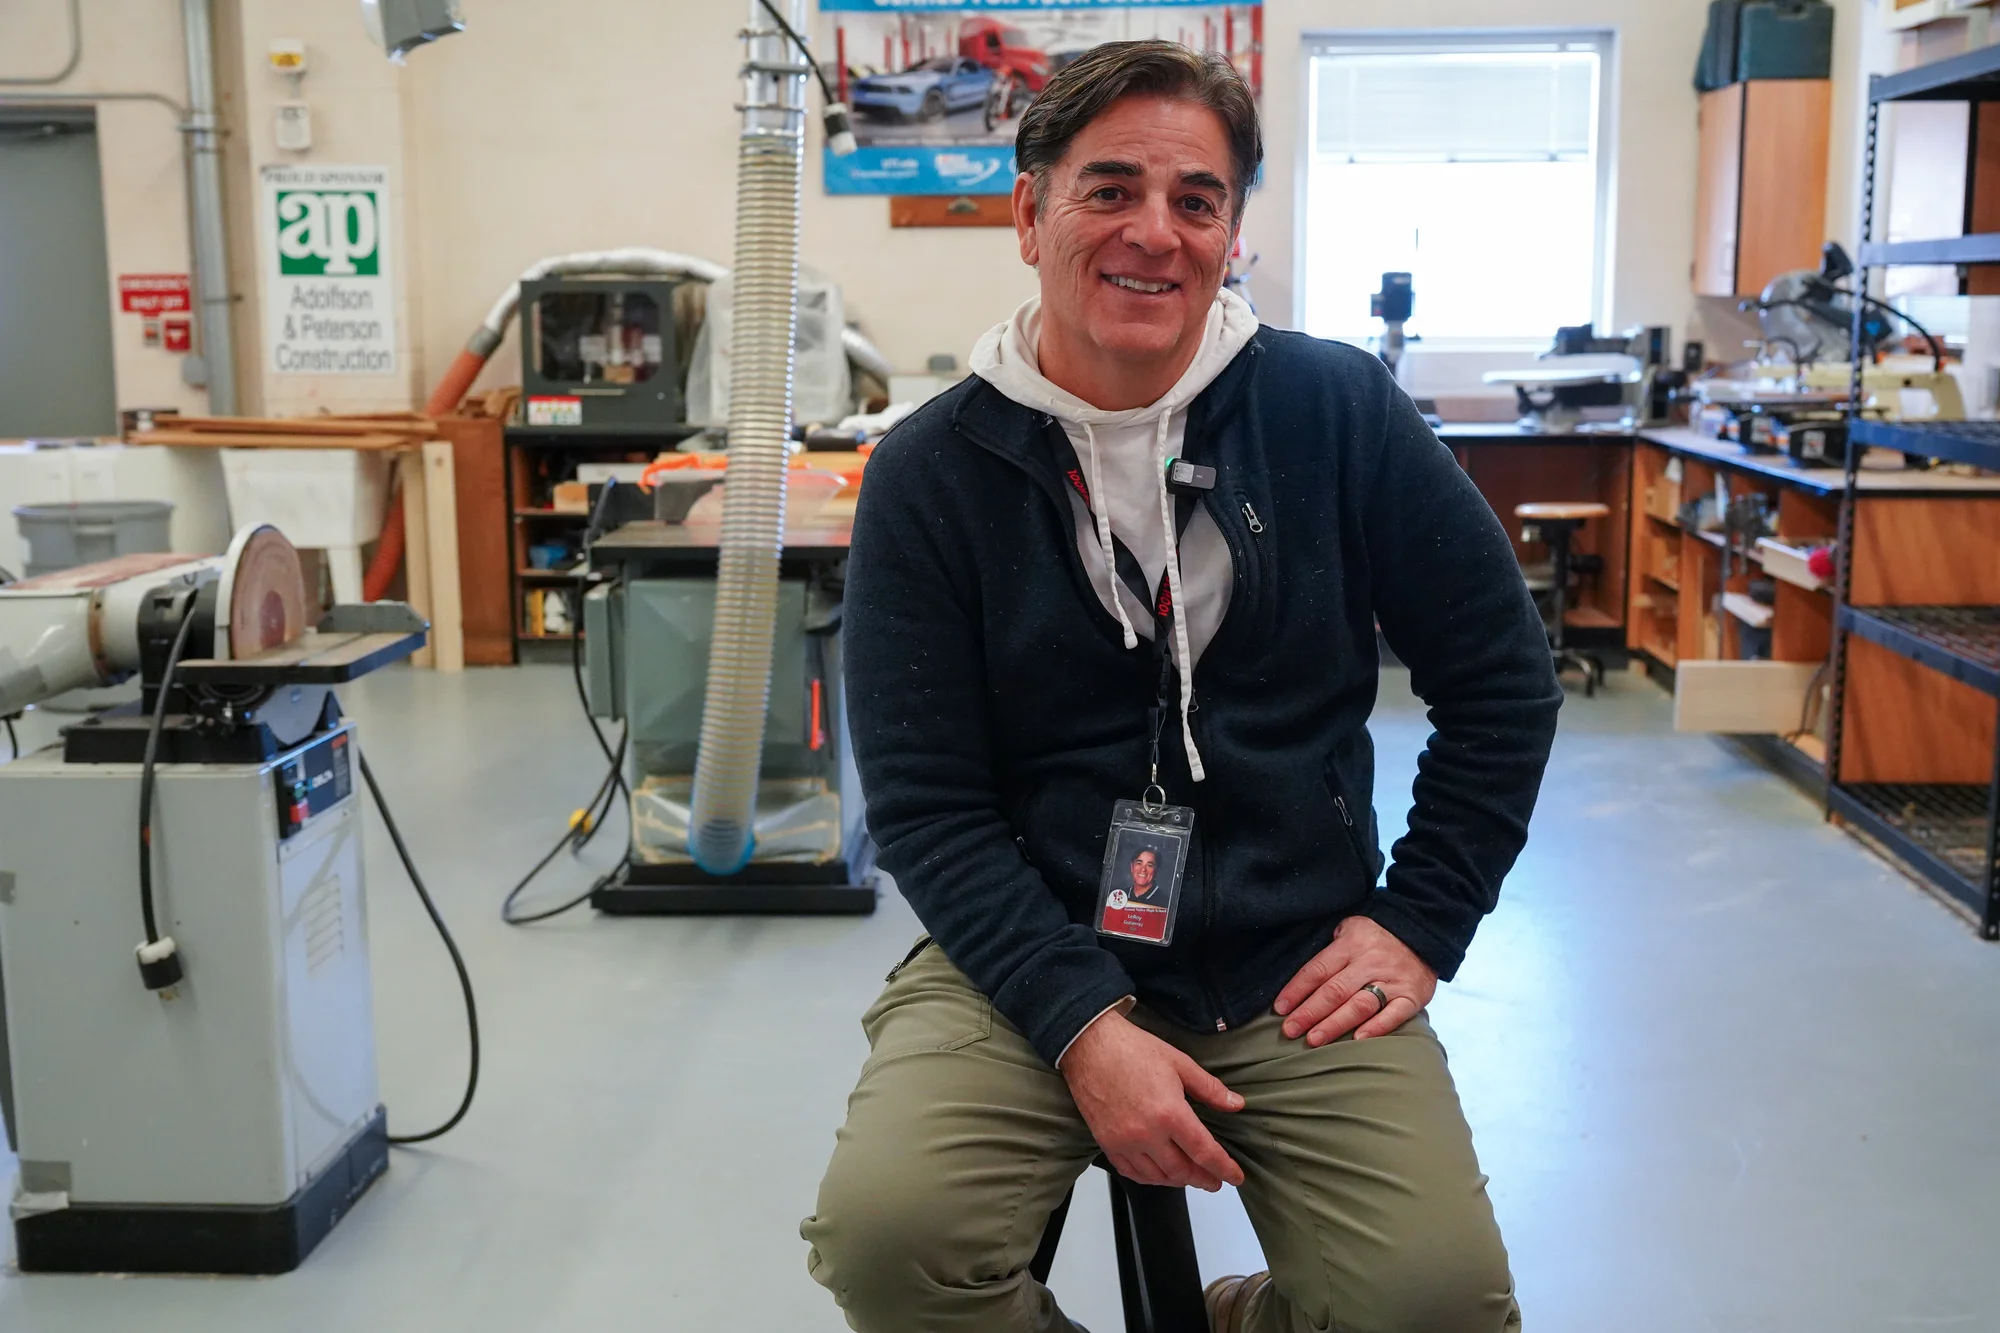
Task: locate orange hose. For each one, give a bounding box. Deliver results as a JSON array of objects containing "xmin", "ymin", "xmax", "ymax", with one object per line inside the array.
[
  {"xmin": 364, "ymin": 348, "xmax": 490, "ymax": 601},
  {"xmin": 425, "ymin": 349, "xmax": 487, "ymax": 418}
]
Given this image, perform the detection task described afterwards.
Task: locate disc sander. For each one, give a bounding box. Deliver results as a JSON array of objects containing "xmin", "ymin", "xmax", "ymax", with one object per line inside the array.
[{"xmin": 218, "ymin": 525, "xmax": 310, "ymax": 661}]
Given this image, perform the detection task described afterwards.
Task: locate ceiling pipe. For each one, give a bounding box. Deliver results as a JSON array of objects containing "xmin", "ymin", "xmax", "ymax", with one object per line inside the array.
[{"xmin": 180, "ymin": 0, "xmax": 236, "ymax": 415}]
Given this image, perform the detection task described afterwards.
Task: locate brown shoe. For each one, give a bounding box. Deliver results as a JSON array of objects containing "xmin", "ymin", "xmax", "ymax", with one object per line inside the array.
[
  {"xmin": 1203, "ymin": 1271, "xmax": 1272, "ymax": 1333},
  {"xmin": 1200, "ymin": 1264, "xmax": 1264, "ymax": 1328}
]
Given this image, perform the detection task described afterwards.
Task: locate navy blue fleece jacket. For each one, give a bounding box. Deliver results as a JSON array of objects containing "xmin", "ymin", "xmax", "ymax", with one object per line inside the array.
[{"xmin": 843, "ymin": 328, "xmax": 1562, "ymax": 1067}]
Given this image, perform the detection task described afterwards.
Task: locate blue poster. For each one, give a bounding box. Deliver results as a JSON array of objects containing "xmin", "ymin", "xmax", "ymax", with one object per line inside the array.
[{"xmin": 819, "ymin": 2, "xmax": 1262, "ymax": 195}]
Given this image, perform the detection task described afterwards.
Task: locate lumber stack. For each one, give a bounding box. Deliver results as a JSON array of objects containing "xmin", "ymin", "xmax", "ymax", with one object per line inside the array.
[{"xmin": 129, "ymin": 412, "xmax": 436, "ymax": 452}]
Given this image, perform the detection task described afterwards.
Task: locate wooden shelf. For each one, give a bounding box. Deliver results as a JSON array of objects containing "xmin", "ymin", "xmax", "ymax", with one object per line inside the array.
[
  {"xmin": 514, "ymin": 507, "xmax": 591, "ymax": 520},
  {"xmin": 1564, "ymin": 606, "xmax": 1620, "ymax": 629},
  {"xmin": 1646, "ymin": 571, "xmax": 1680, "ymax": 592},
  {"xmin": 517, "ymin": 567, "xmax": 584, "ymax": 581}
]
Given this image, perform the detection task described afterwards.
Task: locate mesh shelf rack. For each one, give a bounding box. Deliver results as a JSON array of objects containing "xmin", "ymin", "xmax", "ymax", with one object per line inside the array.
[
  {"xmin": 1827, "ymin": 785, "xmax": 2000, "ymax": 925},
  {"xmin": 1849, "ymin": 419, "xmax": 2000, "ymax": 472},
  {"xmin": 1832, "ymin": 53, "xmax": 2000, "ymax": 936},
  {"xmin": 1839, "ymin": 606, "xmax": 2000, "ymax": 697}
]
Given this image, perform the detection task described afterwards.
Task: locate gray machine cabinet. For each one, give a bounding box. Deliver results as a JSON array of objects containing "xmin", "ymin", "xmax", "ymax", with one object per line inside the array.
[
  {"xmin": 617, "ymin": 577, "xmax": 820, "ymax": 781},
  {"xmin": 0, "ymin": 734, "xmax": 380, "ymax": 1209}
]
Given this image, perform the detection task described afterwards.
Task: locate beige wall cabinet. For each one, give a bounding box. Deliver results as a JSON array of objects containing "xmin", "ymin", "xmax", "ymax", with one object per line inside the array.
[{"xmin": 1694, "ymin": 80, "xmax": 1835, "ymax": 298}]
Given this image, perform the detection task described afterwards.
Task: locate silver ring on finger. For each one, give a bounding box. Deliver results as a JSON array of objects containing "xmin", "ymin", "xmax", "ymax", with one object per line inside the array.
[{"xmin": 1361, "ymin": 983, "xmax": 1389, "ymax": 1013}]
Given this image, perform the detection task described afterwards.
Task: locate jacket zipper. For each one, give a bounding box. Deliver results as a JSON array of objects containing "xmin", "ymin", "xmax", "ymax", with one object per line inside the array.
[
  {"xmin": 1186, "ymin": 485, "xmax": 1266, "ymax": 1036},
  {"xmin": 963, "ymin": 411, "xmax": 1258, "ymax": 1036},
  {"xmin": 1199, "ymin": 834, "xmax": 1228, "ymax": 1032},
  {"xmin": 1331, "ymin": 792, "xmax": 1373, "ymax": 878}
]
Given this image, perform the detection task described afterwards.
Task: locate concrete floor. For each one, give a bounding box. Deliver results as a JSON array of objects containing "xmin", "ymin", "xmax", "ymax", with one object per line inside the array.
[{"xmin": 3, "ymin": 663, "xmax": 1998, "ymax": 1330}]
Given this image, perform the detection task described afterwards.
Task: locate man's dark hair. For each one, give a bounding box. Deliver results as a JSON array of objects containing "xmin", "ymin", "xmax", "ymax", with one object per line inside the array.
[{"xmin": 1015, "ymin": 40, "xmax": 1262, "ymax": 220}]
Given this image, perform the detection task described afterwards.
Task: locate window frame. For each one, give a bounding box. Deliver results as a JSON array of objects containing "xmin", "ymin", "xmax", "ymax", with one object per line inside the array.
[{"xmin": 1293, "ymin": 28, "xmax": 1620, "ymax": 350}]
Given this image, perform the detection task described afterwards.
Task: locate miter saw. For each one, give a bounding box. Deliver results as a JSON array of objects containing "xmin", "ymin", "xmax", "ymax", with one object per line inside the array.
[
  {"xmin": 0, "ymin": 525, "xmax": 429, "ymax": 1275},
  {"xmin": 1733, "ymin": 243, "xmax": 1964, "ymax": 422}
]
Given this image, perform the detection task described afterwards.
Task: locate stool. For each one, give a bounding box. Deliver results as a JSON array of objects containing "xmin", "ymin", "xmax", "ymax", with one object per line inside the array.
[
  {"xmin": 1031, "ymin": 1157, "xmax": 1209, "ymax": 1333},
  {"xmin": 1514, "ymin": 501, "xmax": 1609, "ymax": 696}
]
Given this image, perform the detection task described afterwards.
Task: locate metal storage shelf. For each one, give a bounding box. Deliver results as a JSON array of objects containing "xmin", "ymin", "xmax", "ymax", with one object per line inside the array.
[
  {"xmin": 1835, "ymin": 52, "xmax": 2000, "ymax": 940},
  {"xmin": 1850, "ymin": 418, "xmax": 2000, "ymax": 471},
  {"xmin": 1840, "ymin": 606, "xmax": 2000, "ymax": 697},
  {"xmin": 1828, "ymin": 783, "xmax": 2000, "ymax": 935},
  {"xmin": 1858, "ymin": 234, "xmax": 2000, "ymax": 268},
  {"xmin": 1869, "ymin": 42, "xmax": 2000, "ymax": 104}
]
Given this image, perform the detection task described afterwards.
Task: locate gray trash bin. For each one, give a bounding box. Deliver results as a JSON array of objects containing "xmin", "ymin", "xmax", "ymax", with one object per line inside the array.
[{"xmin": 13, "ymin": 500, "xmax": 175, "ymax": 578}]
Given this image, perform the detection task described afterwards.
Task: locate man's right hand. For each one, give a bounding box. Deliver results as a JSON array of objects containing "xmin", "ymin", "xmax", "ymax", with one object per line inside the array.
[{"xmin": 1058, "ymin": 1010, "xmax": 1246, "ymax": 1192}]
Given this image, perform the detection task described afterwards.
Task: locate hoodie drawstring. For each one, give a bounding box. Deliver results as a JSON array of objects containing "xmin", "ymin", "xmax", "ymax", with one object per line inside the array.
[
  {"xmin": 1153, "ymin": 414, "xmax": 1205, "ymax": 783},
  {"xmin": 1080, "ymin": 421, "xmax": 1140, "ymax": 651}
]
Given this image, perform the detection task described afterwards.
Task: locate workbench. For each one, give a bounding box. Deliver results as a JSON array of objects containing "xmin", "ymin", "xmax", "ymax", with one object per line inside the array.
[
  {"xmin": 1441, "ymin": 422, "xmax": 2000, "ymax": 649},
  {"xmin": 1446, "ymin": 421, "xmax": 2000, "ymax": 845}
]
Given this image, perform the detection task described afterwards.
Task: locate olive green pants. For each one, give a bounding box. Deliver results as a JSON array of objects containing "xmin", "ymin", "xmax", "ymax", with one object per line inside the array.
[{"xmin": 803, "ymin": 941, "xmax": 1522, "ymax": 1333}]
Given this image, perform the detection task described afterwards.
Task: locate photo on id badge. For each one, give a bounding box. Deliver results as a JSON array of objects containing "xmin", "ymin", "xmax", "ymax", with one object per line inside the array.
[{"xmin": 1097, "ymin": 824, "xmax": 1187, "ymax": 945}]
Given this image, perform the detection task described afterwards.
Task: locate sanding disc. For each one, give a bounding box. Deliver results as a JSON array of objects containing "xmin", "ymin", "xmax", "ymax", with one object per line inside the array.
[{"xmin": 216, "ymin": 525, "xmax": 309, "ymax": 661}]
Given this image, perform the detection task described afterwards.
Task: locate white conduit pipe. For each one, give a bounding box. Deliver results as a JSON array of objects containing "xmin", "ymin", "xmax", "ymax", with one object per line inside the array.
[{"xmin": 686, "ymin": 0, "xmax": 810, "ymax": 873}]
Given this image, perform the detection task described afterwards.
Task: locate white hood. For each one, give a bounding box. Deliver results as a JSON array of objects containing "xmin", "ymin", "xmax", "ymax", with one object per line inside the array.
[
  {"xmin": 968, "ymin": 287, "xmax": 1258, "ymax": 431},
  {"xmin": 969, "ymin": 288, "xmax": 1258, "ymax": 784}
]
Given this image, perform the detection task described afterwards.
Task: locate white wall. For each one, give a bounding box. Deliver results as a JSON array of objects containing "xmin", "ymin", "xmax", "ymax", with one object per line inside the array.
[
  {"xmin": 403, "ymin": 1, "xmax": 1038, "ymax": 400},
  {"xmin": 1, "ymin": 0, "xmax": 1886, "ymax": 416},
  {"xmin": 0, "ymin": 0, "xmax": 206, "ymax": 417},
  {"xmin": 232, "ymin": 0, "xmax": 425, "ymax": 416}
]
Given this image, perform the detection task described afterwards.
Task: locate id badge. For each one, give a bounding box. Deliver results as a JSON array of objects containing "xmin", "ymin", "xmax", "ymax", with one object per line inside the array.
[{"xmin": 1095, "ymin": 798, "xmax": 1194, "ymax": 947}]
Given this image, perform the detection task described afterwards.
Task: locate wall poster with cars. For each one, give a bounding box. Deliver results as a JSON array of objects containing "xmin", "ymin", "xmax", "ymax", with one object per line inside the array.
[{"xmin": 819, "ymin": 1, "xmax": 1263, "ymax": 196}]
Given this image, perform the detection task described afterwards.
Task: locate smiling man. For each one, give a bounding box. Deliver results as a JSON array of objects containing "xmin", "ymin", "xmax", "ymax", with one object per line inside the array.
[{"xmin": 804, "ymin": 42, "xmax": 1560, "ymax": 1333}]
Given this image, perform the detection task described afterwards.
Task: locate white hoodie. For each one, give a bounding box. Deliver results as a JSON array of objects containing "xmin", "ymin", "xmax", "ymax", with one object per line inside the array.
[{"xmin": 969, "ymin": 288, "xmax": 1260, "ymax": 783}]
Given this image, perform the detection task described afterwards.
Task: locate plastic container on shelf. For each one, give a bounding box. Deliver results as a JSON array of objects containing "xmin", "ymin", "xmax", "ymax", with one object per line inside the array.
[
  {"xmin": 12, "ymin": 500, "xmax": 175, "ymax": 577},
  {"xmin": 219, "ymin": 449, "xmax": 393, "ymax": 604},
  {"xmin": 218, "ymin": 449, "xmax": 391, "ymax": 548}
]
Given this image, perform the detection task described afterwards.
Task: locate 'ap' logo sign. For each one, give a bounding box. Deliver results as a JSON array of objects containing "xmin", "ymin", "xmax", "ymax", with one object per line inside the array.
[{"xmin": 276, "ymin": 191, "xmax": 381, "ymax": 277}]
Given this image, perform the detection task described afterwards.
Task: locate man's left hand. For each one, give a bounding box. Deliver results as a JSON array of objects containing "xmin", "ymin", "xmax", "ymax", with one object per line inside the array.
[{"xmin": 1272, "ymin": 916, "xmax": 1436, "ymax": 1045}]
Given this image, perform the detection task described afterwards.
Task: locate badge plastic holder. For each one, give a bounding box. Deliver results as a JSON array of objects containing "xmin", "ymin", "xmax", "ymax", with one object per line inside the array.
[{"xmin": 1094, "ymin": 795, "xmax": 1194, "ymax": 947}]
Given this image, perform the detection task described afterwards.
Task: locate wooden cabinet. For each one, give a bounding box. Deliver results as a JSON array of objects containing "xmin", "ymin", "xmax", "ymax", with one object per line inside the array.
[
  {"xmin": 1693, "ymin": 80, "xmax": 1834, "ymax": 298},
  {"xmin": 434, "ymin": 414, "xmax": 515, "ymax": 666}
]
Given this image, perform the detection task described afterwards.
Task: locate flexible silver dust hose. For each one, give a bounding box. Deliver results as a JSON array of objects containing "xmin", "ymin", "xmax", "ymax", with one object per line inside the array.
[{"xmin": 687, "ymin": 0, "xmax": 808, "ymax": 873}]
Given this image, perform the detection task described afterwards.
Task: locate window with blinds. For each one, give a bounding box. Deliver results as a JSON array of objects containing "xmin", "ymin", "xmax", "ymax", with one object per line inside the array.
[{"xmin": 1301, "ymin": 34, "xmax": 1613, "ymax": 345}]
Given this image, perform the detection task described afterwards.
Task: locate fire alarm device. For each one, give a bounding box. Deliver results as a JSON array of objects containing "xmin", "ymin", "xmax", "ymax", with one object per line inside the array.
[
  {"xmin": 163, "ymin": 319, "xmax": 193, "ymax": 353},
  {"xmin": 142, "ymin": 318, "xmax": 162, "ymax": 349},
  {"xmin": 275, "ymin": 103, "xmax": 313, "ymax": 152},
  {"xmin": 269, "ymin": 38, "xmax": 307, "ymax": 75}
]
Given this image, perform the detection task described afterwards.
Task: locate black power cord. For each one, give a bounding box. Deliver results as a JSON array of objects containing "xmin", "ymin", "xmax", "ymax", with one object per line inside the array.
[
  {"xmin": 757, "ymin": 0, "xmax": 835, "ymax": 103},
  {"xmin": 1745, "ymin": 294, "xmax": 1946, "ymax": 372},
  {"xmin": 134, "ymin": 602, "xmax": 199, "ymax": 991},
  {"xmin": 500, "ymin": 577, "xmax": 633, "ymax": 925},
  {"xmin": 501, "ymin": 479, "xmax": 636, "ymax": 925},
  {"xmin": 358, "ymin": 747, "xmax": 481, "ymax": 1145},
  {"xmin": 126, "ymin": 595, "xmax": 479, "ymax": 1141},
  {"xmin": 3, "ymin": 714, "xmax": 19, "ymax": 762},
  {"xmin": 755, "ymin": 0, "xmax": 855, "ymax": 154}
]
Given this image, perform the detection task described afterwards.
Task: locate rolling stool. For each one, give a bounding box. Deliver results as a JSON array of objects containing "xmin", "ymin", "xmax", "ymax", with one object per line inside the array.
[
  {"xmin": 1515, "ymin": 501, "xmax": 1609, "ymax": 696},
  {"xmin": 1031, "ymin": 1157, "xmax": 1210, "ymax": 1333}
]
